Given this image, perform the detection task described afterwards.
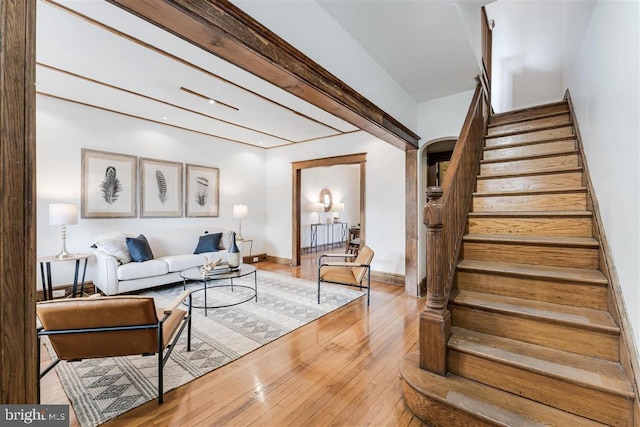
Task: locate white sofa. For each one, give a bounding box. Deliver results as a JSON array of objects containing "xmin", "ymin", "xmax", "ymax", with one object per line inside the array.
[{"xmin": 92, "ymin": 231, "xmax": 233, "ymax": 295}]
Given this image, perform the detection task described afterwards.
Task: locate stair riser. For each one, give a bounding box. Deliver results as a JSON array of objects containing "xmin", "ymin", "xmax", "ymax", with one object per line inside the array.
[
  {"xmin": 450, "ymin": 306, "xmax": 619, "ymax": 361},
  {"xmin": 476, "ymin": 172, "xmax": 583, "ymax": 192},
  {"xmin": 483, "ymin": 139, "xmax": 575, "ymax": 160},
  {"xmin": 490, "ymin": 104, "xmax": 569, "ymax": 127},
  {"xmin": 487, "ymin": 115, "xmax": 571, "ymax": 137},
  {"xmin": 455, "ymin": 271, "xmax": 607, "ymax": 310},
  {"xmin": 472, "ymin": 193, "xmax": 587, "ymax": 212},
  {"xmin": 480, "ymin": 153, "xmax": 579, "ymax": 176},
  {"xmin": 485, "ymin": 126, "xmax": 574, "ymax": 148},
  {"xmin": 449, "ymin": 351, "xmax": 633, "ymax": 426},
  {"xmin": 401, "ymin": 382, "xmax": 496, "ymax": 427},
  {"xmin": 467, "ymin": 217, "xmax": 592, "ymax": 237},
  {"xmin": 462, "ymin": 242, "xmax": 598, "ymax": 269}
]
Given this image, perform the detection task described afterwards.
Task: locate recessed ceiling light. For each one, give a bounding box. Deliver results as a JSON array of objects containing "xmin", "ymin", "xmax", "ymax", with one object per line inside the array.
[
  {"xmin": 208, "ymin": 99, "xmax": 216, "ymax": 105},
  {"xmin": 162, "ymin": 116, "xmax": 168, "ymax": 121}
]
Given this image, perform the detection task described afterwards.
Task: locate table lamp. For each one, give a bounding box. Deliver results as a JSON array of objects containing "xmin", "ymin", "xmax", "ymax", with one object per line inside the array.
[
  {"xmin": 233, "ymin": 204, "xmax": 248, "ymax": 240},
  {"xmin": 49, "ymin": 203, "xmax": 78, "ymax": 259}
]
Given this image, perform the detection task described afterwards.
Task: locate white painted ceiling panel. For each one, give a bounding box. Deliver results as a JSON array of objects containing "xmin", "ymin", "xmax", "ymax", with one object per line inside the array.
[{"xmin": 37, "ymin": 0, "xmax": 358, "ymax": 148}]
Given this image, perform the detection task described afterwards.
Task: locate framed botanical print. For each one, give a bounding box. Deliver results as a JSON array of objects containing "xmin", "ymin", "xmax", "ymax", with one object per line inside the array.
[
  {"xmin": 140, "ymin": 158, "xmax": 183, "ymax": 218},
  {"xmin": 185, "ymin": 163, "xmax": 219, "ymax": 217},
  {"xmin": 81, "ymin": 149, "xmax": 137, "ymax": 218}
]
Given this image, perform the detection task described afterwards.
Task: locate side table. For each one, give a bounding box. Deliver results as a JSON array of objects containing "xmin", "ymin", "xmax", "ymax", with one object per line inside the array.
[
  {"xmin": 38, "ymin": 253, "xmax": 90, "ymax": 300},
  {"xmin": 237, "ymin": 238, "xmax": 254, "ymax": 262}
]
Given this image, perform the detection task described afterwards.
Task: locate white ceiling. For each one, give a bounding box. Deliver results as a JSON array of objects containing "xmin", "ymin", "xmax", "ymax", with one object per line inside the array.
[
  {"xmin": 317, "ymin": 0, "xmax": 481, "ymax": 102},
  {"xmin": 37, "ymin": 0, "xmax": 482, "ymax": 148}
]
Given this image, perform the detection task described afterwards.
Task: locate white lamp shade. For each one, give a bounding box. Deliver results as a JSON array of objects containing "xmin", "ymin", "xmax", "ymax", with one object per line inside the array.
[
  {"xmin": 49, "ymin": 203, "xmax": 78, "ymax": 226},
  {"xmin": 330, "ymin": 202, "xmax": 344, "ymax": 212},
  {"xmin": 312, "ymin": 202, "xmax": 324, "ymax": 213},
  {"xmin": 233, "ymin": 204, "xmax": 248, "ymax": 219}
]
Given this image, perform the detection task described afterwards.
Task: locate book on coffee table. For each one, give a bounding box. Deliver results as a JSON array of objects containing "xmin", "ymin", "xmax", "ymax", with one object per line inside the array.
[{"xmin": 205, "ymin": 262, "xmax": 239, "ymax": 276}]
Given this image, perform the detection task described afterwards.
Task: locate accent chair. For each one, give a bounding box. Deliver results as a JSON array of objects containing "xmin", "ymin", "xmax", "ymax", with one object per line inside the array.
[
  {"xmin": 36, "ymin": 291, "xmax": 192, "ymax": 404},
  {"xmin": 317, "ymin": 245, "xmax": 374, "ymax": 305}
]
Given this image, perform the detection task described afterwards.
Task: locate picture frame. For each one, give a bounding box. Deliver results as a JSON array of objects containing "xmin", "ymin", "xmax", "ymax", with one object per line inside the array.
[
  {"xmin": 81, "ymin": 149, "xmax": 137, "ymax": 218},
  {"xmin": 140, "ymin": 157, "xmax": 183, "ymax": 218},
  {"xmin": 185, "ymin": 163, "xmax": 219, "ymax": 217}
]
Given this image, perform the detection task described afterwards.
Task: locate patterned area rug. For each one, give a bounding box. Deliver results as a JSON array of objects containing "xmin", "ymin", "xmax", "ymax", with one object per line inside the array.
[{"xmin": 46, "ymin": 270, "xmax": 364, "ymax": 427}]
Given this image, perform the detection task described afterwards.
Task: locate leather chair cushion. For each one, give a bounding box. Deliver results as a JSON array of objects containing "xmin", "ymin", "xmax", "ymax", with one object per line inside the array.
[
  {"xmin": 157, "ymin": 307, "xmax": 187, "ymax": 347},
  {"xmin": 38, "ymin": 297, "xmax": 159, "ymax": 359},
  {"xmin": 320, "ymin": 267, "xmax": 357, "ymax": 285},
  {"xmin": 352, "ymin": 246, "xmax": 374, "ymax": 283},
  {"xmin": 38, "ymin": 297, "xmax": 188, "ymax": 360}
]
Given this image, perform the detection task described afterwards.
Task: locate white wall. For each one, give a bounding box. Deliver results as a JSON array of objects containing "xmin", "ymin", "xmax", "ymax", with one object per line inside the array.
[
  {"xmin": 562, "ymin": 0, "xmax": 640, "ymax": 345},
  {"xmin": 266, "ymin": 132, "xmax": 406, "ymax": 275},
  {"xmin": 37, "ymin": 96, "xmax": 267, "ymax": 289},
  {"xmin": 300, "ymin": 165, "xmax": 360, "ymax": 248},
  {"xmin": 417, "ymin": 89, "xmax": 476, "ymax": 145},
  {"xmin": 415, "ymin": 89, "xmax": 476, "ymax": 282},
  {"xmin": 486, "ymin": 1, "xmax": 565, "ymax": 113},
  {"xmin": 231, "ymin": 0, "xmax": 418, "ymax": 133}
]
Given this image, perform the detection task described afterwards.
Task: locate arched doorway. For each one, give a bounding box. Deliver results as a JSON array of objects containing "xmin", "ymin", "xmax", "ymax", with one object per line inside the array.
[{"xmin": 417, "ymin": 138, "xmax": 457, "ymax": 295}]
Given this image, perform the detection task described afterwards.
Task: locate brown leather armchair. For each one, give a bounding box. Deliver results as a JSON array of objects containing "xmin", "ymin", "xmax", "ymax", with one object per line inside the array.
[
  {"xmin": 37, "ymin": 291, "xmax": 192, "ymax": 404},
  {"xmin": 318, "ymin": 246, "xmax": 374, "ymax": 306}
]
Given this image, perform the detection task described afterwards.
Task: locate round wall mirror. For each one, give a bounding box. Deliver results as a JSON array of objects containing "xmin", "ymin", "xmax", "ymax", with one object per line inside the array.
[{"xmin": 319, "ymin": 188, "xmax": 332, "ymax": 212}]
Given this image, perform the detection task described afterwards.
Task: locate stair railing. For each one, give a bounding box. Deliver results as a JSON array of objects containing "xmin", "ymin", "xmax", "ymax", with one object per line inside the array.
[{"xmin": 420, "ymin": 82, "xmax": 488, "ymax": 375}]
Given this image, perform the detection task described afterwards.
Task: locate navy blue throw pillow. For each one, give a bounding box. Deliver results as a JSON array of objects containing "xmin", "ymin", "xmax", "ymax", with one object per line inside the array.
[
  {"xmin": 194, "ymin": 232, "xmax": 222, "ymax": 254},
  {"xmin": 126, "ymin": 234, "xmax": 154, "ymax": 262}
]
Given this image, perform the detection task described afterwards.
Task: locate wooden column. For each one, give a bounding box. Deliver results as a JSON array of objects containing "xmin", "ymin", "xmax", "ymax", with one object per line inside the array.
[
  {"xmin": 405, "ymin": 149, "xmax": 418, "ymax": 296},
  {"xmin": 0, "ymin": 0, "xmax": 37, "ymax": 404},
  {"xmin": 419, "ymin": 187, "xmax": 451, "ymax": 375}
]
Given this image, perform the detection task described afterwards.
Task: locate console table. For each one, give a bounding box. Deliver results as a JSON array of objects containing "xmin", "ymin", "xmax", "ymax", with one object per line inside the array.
[
  {"xmin": 38, "ymin": 253, "xmax": 90, "ymax": 300},
  {"xmin": 310, "ymin": 222, "xmax": 348, "ymax": 253}
]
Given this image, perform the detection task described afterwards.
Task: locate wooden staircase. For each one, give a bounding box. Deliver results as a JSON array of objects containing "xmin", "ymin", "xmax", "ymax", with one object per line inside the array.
[{"xmin": 401, "ymin": 101, "xmax": 636, "ymax": 425}]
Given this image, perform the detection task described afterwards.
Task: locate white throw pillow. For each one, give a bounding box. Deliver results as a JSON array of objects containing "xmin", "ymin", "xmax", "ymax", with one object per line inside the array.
[
  {"xmin": 95, "ymin": 234, "xmax": 132, "ymax": 264},
  {"xmin": 219, "ymin": 231, "xmax": 234, "ymax": 250}
]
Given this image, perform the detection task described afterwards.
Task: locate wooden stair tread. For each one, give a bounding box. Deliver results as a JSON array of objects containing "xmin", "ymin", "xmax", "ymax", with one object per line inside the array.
[
  {"xmin": 488, "ymin": 110, "xmax": 570, "ymax": 128},
  {"xmin": 464, "ymin": 234, "xmax": 599, "ymax": 248},
  {"xmin": 483, "ymin": 137, "xmax": 576, "ymax": 152},
  {"xmin": 480, "ymin": 149, "xmax": 578, "ymax": 164},
  {"xmin": 486, "ymin": 124, "xmax": 571, "ymax": 140},
  {"xmin": 473, "ymin": 187, "xmax": 587, "ymax": 197},
  {"xmin": 486, "ymin": 114, "xmax": 571, "ymax": 137},
  {"xmin": 456, "ymin": 259, "xmax": 608, "ymax": 285},
  {"xmin": 450, "ymin": 290, "xmax": 619, "ymax": 334},
  {"xmin": 468, "ymin": 210, "xmax": 592, "ymax": 218},
  {"xmin": 449, "ymin": 327, "xmax": 634, "ymax": 398},
  {"xmin": 485, "ymin": 125, "xmax": 574, "ymax": 144},
  {"xmin": 490, "ymin": 102, "xmax": 569, "ymax": 126},
  {"xmin": 400, "ymin": 352, "xmax": 606, "ymax": 427},
  {"xmin": 478, "ymin": 166, "xmax": 583, "ymax": 180}
]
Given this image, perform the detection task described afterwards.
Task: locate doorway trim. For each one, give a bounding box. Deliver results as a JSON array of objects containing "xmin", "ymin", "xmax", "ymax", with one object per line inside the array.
[{"xmin": 292, "ymin": 153, "xmax": 366, "ymax": 266}]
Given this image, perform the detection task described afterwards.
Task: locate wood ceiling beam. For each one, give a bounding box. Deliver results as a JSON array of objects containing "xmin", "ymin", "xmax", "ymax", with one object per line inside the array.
[{"xmin": 106, "ymin": 0, "xmax": 420, "ymax": 151}]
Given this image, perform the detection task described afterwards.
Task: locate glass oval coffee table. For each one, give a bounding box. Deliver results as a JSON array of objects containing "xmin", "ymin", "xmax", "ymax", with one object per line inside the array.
[{"xmin": 180, "ymin": 264, "xmax": 257, "ymax": 316}]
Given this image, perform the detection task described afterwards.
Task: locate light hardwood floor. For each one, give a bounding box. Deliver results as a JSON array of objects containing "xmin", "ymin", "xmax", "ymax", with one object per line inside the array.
[{"xmin": 40, "ymin": 248, "xmax": 427, "ymax": 426}]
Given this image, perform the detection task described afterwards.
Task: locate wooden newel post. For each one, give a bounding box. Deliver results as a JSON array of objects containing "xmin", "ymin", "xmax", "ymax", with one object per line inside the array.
[{"xmin": 419, "ymin": 186, "xmax": 451, "ymax": 375}]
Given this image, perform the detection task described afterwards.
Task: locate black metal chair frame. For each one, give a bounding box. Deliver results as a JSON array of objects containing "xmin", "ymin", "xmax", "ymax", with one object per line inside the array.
[
  {"xmin": 37, "ymin": 293, "xmax": 193, "ymax": 405},
  {"xmin": 317, "ymin": 253, "xmax": 371, "ymax": 306}
]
